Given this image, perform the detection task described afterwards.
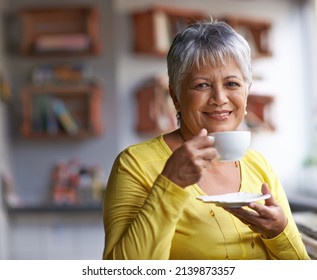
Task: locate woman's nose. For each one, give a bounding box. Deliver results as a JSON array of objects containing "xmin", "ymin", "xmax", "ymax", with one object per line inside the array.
[{"xmin": 208, "ymin": 87, "xmax": 229, "ymax": 105}]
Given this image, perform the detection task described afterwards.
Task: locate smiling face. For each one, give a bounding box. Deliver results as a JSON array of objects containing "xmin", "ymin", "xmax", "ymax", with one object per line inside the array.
[{"xmin": 171, "ymin": 58, "xmax": 248, "ymax": 136}]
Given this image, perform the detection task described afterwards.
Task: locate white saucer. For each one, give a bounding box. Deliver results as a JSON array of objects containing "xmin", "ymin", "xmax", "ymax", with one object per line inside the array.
[{"xmin": 197, "ymin": 192, "xmax": 271, "ymax": 208}]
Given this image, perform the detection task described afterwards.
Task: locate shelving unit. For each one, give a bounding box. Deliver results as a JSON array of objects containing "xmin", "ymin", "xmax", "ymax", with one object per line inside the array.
[
  {"xmin": 245, "ymin": 94, "xmax": 275, "ymax": 132},
  {"xmin": 132, "ymin": 6, "xmax": 272, "ymax": 59},
  {"xmin": 21, "ymin": 84, "xmax": 103, "ymax": 139},
  {"xmin": 20, "ymin": 6, "xmax": 102, "ymax": 57},
  {"xmin": 135, "ymin": 77, "xmax": 177, "ymax": 134},
  {"xmin": 132, "ymin": 5, "xmax": 206, "ymax": 56},
  {"xmin": 220, "ymin": 16, "xmax": 272, "ymax": 58},
  {"xmin": 17, "ymin": 6, "xmax": 104, "ymax": 140},
  {"xmin": 7, "ymin": 204, "xmax": 102, "ymax": 214}
]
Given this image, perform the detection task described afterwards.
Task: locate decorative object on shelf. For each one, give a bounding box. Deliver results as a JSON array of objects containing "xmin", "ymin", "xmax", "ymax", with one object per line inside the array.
[
  {"xmin": 0, "ymin": 169, "xmax": 20, "ymax": 207},
  {"xmin": 31, "ymin": 63, "xmax": 93, "ymax": 85},
  {"xmin": 19, "ymin": 6, "xmax": 102, "ymax": 56},
  {"xmin": 245, "ymin": 94, "xmax": 275, "ymax": 132},
  {"xmin": 135, "ymin": 76, "xmax": 177, "ymax": 135},
  {"xmin": 132, "ymin": 5, "xmax": 206, "ymax": 56},
  {"xmin": 51, "ymin": 158, "xmax": 106, "ymax": 206}
]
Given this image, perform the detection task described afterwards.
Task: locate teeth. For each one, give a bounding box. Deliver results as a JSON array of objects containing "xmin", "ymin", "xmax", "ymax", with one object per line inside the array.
[{"xmin": 210, "ymin": 112, "xmax": 230, "ymax": 117}]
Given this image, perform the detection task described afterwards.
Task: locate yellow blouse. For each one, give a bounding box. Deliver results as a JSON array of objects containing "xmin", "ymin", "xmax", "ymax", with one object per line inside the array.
[{"xmin": 102, "ymin": 135, "xmax": 310, "ymax": 260}]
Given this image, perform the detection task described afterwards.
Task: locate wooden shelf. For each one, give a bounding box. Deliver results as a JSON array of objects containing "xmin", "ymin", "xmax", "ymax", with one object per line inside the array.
[
  {"xmin": 246, "ymin": 94, "xmax": 275, "ymax": 132},
  {"xmin": 135, "ymin": 76, "xmax": 177, "ymax": 134},
  {"xmin": 21, "ymin": 83, "xmax": 103, "ymax": 139},
  {"xmin": 132, "ymin": 5, "xmax": 206, "ymax": 56},
  {"xmin": 132, "ymin": 6, "xmax": 272, "ymax": 58},
  {"xmin": 20, "ymin": 6, "xmax": 102, "ymax": 57},
  {"xmin": 7, "ymin": 204, "xmax": 102, "ymax": 214},
  {"xmin": 220, "ymin": 16, "xmax": 272, "ymax": 58}
]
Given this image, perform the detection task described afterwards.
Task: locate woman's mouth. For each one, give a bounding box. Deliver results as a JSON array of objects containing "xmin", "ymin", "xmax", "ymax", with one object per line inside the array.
[{"xmin": 205, "ymin": 110, "xmax": 232, "ymax": 121}]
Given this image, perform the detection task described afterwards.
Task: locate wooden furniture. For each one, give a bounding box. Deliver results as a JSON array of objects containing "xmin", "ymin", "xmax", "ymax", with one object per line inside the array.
[
  {"xmin": 20, "ymin": 6, "xmax": 101, "ymax": 56},
  {"xmin": 21, "ymin": 84, "xmax": 103, "ymax": 138},
  {"xmin": 18, "ymin": 6, "xmax": 104, "ymax": 139},
  {"xmin": 132, "ymin": 5, "xmax": 206, "ymax": 56},
  {"xmin": 135, "ymin": 77, "xmax": 177, "ymax": 134},
  {"xmin": 246, "ymin": 94, "xmax": 275, "ymax": 132},
  {"xmin": 220, "ymin": 16, "xmax": 272, "ymax": 58},
  {"xmin": 132, "ymin": 5, "xmax": 272, "ymax": 59}
]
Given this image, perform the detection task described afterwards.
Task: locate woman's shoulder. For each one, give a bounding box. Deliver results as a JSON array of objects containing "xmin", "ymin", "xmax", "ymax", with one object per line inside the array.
[
  {"xmin": 244, "ymin": 149, "xmax": 265, "ymax": 160},
  {"xmin": 119, "ymin": 135, "xmax": 171, "ymax": 162},
  {"xmin": 243, "ymin": 149, "xmax": 273, "ymax": 171}
]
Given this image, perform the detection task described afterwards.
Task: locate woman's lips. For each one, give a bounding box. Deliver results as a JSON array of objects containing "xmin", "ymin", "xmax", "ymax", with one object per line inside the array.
[{"xmin": 205, "ymin": 110, "xmax": 232, "ymax": 121}]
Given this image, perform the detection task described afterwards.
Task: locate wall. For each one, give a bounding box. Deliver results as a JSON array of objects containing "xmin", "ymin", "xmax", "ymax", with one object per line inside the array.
[
  {"xmin": 2, "ymin": 0, "xmax": 316, "ymax": 259},
  {"xmin": 6, "ymin": 0, "xmax": 119, "ymax": 205},
  {"xmin": 5, "ymin": 0, "xmax": 116, "ymax": 259}
]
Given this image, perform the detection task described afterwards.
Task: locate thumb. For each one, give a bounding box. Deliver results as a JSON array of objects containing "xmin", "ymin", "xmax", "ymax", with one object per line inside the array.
[
  {"xmin": 198, "ymin": 128, "xmax": 208, "ymax": 137},
  {"xmin": 262, "ymin": 183, "xmax": 275, "ymax": 206}
]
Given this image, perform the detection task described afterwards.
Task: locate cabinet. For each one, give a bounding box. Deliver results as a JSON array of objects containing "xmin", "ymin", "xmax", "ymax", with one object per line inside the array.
[
  {"xmin": 136, "ymin": 77, "xmax": 177, "ymax": 134},
  {"xmin": 20, "ymin": 6, "xmax": 101, "ymax": 56},
  {"xmin": 132, "ymin": 5, "xmax": 206, "ymax": 56},
  {"xmin": 21, "ymin": 84, "xmax": 103, "ymax": 138}
]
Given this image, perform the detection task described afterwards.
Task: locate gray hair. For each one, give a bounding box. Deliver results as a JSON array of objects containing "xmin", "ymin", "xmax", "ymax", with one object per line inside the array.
[{"xmin": 167, "ymin": 20, "xmax": 252, "ymax": 96}]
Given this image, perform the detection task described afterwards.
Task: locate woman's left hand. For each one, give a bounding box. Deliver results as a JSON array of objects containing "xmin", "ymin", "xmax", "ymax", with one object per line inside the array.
[{"xmin": 225, "ymin": 183, "xmax": 288, "ymax": 239}]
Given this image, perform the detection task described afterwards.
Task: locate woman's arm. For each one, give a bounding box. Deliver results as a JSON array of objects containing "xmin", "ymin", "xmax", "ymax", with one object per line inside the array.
[{"xmin": 102, "ymin": 151, "xmax": 190, "ymax": 260}]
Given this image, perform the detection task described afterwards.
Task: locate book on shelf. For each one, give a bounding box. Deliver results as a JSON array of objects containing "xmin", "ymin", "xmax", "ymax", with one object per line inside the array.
[
  {"xmin": 153, "ymin": 10, "xmax": 172, "ymax": 53},
  {"xmin": 34, "ymin": 33, "xmax": 91, "ymax": 53},
  {"xmin": 32, "ymin": 63, "xmax": 93, "ymax": 85},
  {"xmin": 32, "ymin": 95, "xmax": 59, "ymax": 134},
  {"xmin": 51, "ymin": 98, "xmax": 79, "ymax": 135}
]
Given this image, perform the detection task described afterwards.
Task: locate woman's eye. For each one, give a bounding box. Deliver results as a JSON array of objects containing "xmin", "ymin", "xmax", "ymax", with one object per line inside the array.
[
  {"xmin": 194, "ymin": 83, "xmax": 210, "ymax": 90},
  {"xmin": 227, "ymin": 81, "xmax": 240, "ymax": 87}
]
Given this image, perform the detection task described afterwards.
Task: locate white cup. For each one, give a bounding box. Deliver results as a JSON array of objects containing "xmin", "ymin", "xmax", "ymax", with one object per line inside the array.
[{"xmin": 208, "ymin": 131, "xmax": 251, "ymax": 162}]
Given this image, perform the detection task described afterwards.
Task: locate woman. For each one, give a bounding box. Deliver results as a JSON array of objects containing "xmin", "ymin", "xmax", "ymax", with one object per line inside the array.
[{"xmin": 102, "ymin": 20, "xmax": 310, "ymax": 260}]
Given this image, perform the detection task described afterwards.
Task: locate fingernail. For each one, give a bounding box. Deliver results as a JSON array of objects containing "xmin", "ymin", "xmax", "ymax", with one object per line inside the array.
[{"xmin": 208, "ymin": 136, "xmax": 215, "ymax": 143}]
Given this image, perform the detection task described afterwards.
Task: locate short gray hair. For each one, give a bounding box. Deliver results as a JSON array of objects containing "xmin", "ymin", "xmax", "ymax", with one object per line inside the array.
[{"xmin": 167, "ymin": 20, "xmax": 252, "ymax": 96}]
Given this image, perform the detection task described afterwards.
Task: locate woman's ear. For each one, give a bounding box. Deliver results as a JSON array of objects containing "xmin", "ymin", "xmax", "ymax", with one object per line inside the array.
[{"xmin": 169, "ymin": 85, "xmax": 181, "ymax": 111}]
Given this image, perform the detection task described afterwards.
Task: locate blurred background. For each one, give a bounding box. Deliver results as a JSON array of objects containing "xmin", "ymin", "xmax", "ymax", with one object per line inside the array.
[{"xmin": 0, "ymin": 0, "xmax": 317, "ymax": 259}]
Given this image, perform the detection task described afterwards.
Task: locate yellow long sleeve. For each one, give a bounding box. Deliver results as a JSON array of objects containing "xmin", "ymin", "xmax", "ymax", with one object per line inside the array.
[{"xmin": 102, "ymin": 135, "xmax": 310, "ymax": 260}]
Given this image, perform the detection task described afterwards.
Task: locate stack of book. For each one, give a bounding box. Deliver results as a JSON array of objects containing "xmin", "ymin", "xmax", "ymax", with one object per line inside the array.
[{"xmin": 31, "ymin": 95, "xmax": 79, "ymax": 135}]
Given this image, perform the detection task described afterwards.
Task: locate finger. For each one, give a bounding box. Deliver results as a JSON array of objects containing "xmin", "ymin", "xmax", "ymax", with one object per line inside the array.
[
  {"xmin": 191, "ymin": 132, "xmax": 215, "ymax": 150},
  {"xmin": 198, "ymin": 128, "xmax": 208, "ymax": 137},
  {"xmin": 226, "ymin": 207, "xmax": 259, "ymax": 221},
  {"xmin": 226, "ymin": 209, "xmax": 259, "ymax": 230},
  {"xmin": 248, "ymin": 203, "xmax": 270, "ymax": 219},
  {"xmin": 261, "ymin": 183, "xmax": 276, "ymax": 207}
]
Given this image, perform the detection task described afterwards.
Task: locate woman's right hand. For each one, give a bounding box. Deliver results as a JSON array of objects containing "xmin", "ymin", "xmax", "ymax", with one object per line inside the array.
[{"xmin": 161, "ymin": 128, "xmax": 218, "ymax": 188}]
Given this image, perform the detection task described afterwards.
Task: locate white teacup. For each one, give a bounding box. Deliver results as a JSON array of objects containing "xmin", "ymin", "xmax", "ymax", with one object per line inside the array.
[{"xmin": 208, "ymin": 131, "xmax": 251, "ymax": 162}]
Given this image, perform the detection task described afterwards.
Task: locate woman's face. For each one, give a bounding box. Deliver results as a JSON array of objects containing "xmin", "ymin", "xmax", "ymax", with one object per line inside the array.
[{"xmin": 174, "ymin": 58, "xmax": 248, "ymax": 136}]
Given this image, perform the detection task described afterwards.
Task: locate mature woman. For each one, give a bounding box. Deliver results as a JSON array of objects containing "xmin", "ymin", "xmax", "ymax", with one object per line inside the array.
[{"xmin": 102, "ymin": 20, "xmax": 309, "ymax": 260}]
